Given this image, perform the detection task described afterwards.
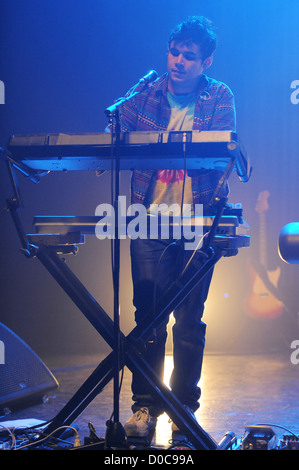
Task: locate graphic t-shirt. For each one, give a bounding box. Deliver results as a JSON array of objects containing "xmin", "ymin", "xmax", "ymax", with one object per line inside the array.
[{"xmin": 148, "ymin": 91, "xmax": 196, "ymax": 215}]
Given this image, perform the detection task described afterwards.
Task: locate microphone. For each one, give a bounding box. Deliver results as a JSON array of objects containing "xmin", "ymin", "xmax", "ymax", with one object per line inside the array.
[{"xmin": 138, "ymin": 70, "xmax": 158, "ymax": 85}]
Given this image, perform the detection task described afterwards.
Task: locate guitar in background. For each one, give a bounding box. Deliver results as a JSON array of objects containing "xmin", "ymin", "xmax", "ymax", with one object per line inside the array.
[{"xmin": 246, "ymin": 190, "xmax": 285, "ymax": 319}]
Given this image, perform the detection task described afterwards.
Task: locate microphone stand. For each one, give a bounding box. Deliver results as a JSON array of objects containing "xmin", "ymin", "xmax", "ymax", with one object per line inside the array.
[
  {"xmin": 103, "ymin": 106, "xmax": 126, "ymax": 449},
  {"xmin": 104, "ymin": 76, "xmax": 155, "ymax": 448}
]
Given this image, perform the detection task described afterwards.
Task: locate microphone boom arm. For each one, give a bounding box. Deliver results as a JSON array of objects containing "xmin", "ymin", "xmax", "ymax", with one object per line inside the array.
[
  {"xmin": 105, "ymin": 89, "xmax": 142, "ymax": 117},
  {"xmin": 105, "ymin": 70, "xmax": 158, "ymax": 117}
]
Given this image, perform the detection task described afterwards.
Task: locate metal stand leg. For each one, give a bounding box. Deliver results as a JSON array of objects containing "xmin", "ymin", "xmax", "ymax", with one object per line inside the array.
[{"xmin": 33, "ymin": 243, "xmax": 221, "ymax": 450}]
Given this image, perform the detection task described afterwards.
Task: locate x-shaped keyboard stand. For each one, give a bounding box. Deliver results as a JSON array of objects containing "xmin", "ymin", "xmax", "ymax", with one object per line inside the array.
[{"xmin": 3, "ymin": 148, "xmax": 250, "ymax": 450}]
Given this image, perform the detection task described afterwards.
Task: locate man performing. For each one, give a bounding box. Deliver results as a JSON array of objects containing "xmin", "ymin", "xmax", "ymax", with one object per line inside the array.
[{"xmin": 117, "ymin": 16, "xmax": 236, "ymax": 440}]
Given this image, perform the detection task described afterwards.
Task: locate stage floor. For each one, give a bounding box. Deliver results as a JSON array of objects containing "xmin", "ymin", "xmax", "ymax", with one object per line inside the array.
[{"xmin": 1, "ymin": 351, "xmax": 299, "ymax": 450}]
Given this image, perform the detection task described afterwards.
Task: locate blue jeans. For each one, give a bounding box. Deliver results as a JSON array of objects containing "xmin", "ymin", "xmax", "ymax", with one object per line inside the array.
[{"xmin": 130, "ymin": 237, "xmax": 213, "ymax": 416}]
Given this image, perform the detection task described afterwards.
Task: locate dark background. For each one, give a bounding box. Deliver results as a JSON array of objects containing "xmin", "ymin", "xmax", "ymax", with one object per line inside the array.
[{"xmin": 0, "ymin": 0, "xmax": 299, "ymax": 361}]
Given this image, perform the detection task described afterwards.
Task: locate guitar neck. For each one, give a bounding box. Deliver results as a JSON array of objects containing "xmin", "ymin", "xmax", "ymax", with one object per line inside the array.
[{"xmin": 259, "ymin": 212, "xmax": 267, "ymax": 267}]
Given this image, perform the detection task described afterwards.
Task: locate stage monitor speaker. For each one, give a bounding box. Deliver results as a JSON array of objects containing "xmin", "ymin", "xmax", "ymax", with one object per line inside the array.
[{"xmin": 0, "ymin": 322, "xmax": 59, "ymax": 413}]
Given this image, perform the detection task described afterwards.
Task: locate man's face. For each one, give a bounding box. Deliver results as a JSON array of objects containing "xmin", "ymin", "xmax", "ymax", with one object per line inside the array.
[{"xmin": 167, "ymin": 40, "xmax": 212, "ymax": 94}]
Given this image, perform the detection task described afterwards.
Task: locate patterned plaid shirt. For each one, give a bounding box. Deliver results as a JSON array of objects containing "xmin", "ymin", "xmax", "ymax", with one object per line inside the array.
[{"xmin": 119, "ymin": 72, "xmax": 236, "ymax": 207}]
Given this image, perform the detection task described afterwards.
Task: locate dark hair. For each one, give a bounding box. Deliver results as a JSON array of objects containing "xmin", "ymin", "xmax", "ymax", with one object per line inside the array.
[{"xmin": 168, "ymin": 16, "xmax": 217, "ymax": 60}]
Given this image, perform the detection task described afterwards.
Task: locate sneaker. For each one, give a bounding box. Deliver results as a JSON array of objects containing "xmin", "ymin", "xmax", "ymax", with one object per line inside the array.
[{"xmin": 124, "ymin": 407, "xmax": 157, "ymax": 438}]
